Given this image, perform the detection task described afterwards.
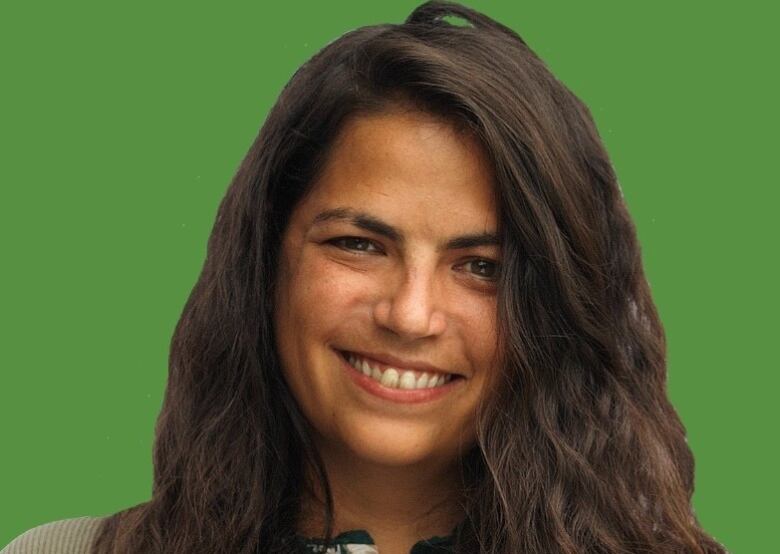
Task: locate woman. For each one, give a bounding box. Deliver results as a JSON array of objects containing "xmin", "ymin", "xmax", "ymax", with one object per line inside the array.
[{"xmin": 2, "ymin": 1, "xmax": 726, "ymax": 553}]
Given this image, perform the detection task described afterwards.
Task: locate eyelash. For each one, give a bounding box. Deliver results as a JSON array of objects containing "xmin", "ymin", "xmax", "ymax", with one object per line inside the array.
[{"xmin": 326, "ymin": 236, "xmax": 500, "ymax": 282}]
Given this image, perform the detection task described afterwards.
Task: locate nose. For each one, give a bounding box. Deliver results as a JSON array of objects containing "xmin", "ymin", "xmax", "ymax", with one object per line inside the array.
[{"xmin": 372, "ymin": 264, "xmax": 447, "ymax": 341}]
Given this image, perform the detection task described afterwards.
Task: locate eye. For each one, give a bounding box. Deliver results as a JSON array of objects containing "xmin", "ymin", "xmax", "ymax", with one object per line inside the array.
[
  {"xmin": 461, "ymin": 258, "xmax": 500, "ymax": 281},
  {"xmin": 327, "ymin": 236, "xmax": 383, "ymax": 254}
]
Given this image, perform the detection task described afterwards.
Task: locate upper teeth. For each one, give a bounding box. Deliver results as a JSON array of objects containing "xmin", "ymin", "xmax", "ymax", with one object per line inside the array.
[{"xmin": 347, "ymin": 353, "xmax": 453, "ymax": 390}]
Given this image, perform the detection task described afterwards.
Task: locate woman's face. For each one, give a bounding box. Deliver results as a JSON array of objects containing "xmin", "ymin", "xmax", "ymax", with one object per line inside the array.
[{"xmin": 274, "ymin": 109, "xmax": 499, "ymax": 469}]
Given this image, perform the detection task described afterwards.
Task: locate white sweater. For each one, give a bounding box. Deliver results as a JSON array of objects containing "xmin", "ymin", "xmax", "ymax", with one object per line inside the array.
[{"xmin": 2, "ymin": 517, "xmax": 105, "ymax": 554}]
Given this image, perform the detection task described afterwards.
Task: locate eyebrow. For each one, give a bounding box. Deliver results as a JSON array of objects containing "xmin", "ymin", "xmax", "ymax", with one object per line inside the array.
[{"xmin": 311, "ymin": 207, "xmax": 501, "ymax": 250}]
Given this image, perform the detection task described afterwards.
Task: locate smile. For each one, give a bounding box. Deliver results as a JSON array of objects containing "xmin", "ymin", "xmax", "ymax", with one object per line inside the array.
[
  {"xmin": 344, "ymin": 351, "xmax": 455, "ymax": 390},
  {"xmin": 337, "ymin": 349, "xmax": 463, "ymax": 404}
]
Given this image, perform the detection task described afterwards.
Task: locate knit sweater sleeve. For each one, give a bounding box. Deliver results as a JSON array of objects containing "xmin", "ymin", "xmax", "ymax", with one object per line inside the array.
[{"xmin": 1, "ymin": 517, "xmax": 106, "ymax": 554}]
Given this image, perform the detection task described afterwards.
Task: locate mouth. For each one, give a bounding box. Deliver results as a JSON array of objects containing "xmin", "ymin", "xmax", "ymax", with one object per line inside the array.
[{"xmin": 336, "ymin": 349, "xmax": 465, "ymax": 399}]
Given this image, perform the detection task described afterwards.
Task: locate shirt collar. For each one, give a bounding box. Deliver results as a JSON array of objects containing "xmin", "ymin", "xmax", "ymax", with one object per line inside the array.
[{"xmin": 297, "ymin": 524, "xmax": 457, "ymax": 553}]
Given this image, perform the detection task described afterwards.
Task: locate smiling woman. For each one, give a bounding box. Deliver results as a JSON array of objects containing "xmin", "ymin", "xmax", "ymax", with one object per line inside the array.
[
  {"xmin": 273, "ymin": 113, "xmax": 500, "ymax": 543},
  {"xmin": 2, "ymin": 1, "xmax": 727, "ymax": 553}
]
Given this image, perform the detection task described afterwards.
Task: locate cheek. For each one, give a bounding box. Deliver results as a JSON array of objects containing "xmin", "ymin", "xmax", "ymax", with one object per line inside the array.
[
  {"xmin": 276, "ymin": 250, "xmax": 374, "ymax": 367},
  {"xmin": 291, "ymin": 255, "xmax": 370, "ymax": 320},
  {"xmin": 454, "ymin": 292, "xmax": 498, "ymax": 362}
]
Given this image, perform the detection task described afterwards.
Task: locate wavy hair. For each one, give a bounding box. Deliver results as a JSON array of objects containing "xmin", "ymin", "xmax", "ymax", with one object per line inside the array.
[{"xmin": 93, "ymin": 1, "xmax": 725, "ymax": 552}]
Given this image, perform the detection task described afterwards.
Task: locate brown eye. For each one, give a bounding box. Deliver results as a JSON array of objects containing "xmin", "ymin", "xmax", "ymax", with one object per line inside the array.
[
  {"xmin": 464, "ymin": 259, "xmax": 499, "ymax": 280},
  {"xmin": 329, "ymin": 237, "xmax": 382, "ymax": 253}
]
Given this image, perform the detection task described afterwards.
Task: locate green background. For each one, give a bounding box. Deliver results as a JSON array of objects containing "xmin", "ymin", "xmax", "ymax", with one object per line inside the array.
[{"xmin": 1, "ymin": 1, "xmax": 776, "ymax": 551}]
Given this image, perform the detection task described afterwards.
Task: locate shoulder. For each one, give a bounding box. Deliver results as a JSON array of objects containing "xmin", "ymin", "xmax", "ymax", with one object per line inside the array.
[{"xmin": 1, "ymin": 516, "xmax": 107, "ymax": 554}]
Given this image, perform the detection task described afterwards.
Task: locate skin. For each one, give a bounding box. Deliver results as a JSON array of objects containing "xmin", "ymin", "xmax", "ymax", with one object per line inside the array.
[{"xmin": 273, "ymin": 108, "xmax": 499, "ymax": 554}]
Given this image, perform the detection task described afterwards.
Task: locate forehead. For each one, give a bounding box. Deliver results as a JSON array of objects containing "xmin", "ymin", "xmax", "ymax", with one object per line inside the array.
[{"xmin": 297, "ymin": 110, "xmax": 498, "ymax": 233}]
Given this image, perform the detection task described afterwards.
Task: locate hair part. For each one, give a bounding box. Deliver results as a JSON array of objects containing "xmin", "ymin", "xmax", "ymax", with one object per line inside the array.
[{"xmin": 93, "ymin": 2, "xmax": 725, "ymax": 552}]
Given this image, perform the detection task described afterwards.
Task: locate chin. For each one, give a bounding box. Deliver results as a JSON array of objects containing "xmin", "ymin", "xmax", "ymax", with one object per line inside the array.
[
  {"xmin": 348, "ymin": 442, "xmax": 439, "ymax": 468},
  {"xmin": 337, "ymin": 420, "xmax": 454, "ymax": 468}
]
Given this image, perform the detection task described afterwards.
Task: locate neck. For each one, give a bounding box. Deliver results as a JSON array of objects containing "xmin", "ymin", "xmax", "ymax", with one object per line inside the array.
[{"xmin": 298, "ymin": 442, "xmax": 466, "ymax": 554}]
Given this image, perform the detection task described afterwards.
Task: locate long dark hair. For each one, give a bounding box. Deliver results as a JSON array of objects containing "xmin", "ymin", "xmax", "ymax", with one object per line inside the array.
[{"xmin": 93, "ymin": 2, "xmax": 726, "ymax": 552}]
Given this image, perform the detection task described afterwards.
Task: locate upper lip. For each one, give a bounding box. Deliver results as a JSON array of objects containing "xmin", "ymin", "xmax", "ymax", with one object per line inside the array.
[{"xmin": 341, "ymin": 349, "xmax": 459, "ymax": 377}]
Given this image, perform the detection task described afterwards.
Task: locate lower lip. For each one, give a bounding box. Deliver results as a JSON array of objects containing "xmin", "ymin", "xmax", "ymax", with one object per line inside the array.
[{"xmin": 337, "ymin": 350, "xmax": 462, "ymax": 404}]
